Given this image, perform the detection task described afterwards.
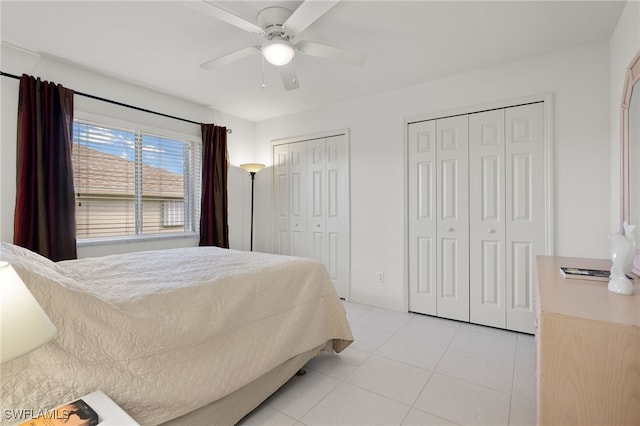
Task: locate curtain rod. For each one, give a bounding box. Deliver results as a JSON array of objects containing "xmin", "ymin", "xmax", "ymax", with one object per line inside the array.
[{"xmin": 0, "ymin": 71, "xmax": 232, "ymax": 134}]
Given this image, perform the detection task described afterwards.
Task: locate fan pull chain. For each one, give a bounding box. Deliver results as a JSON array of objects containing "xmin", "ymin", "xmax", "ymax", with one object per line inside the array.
[
  {"xmin": 261, "ymin": 55, "xmax": 266, "ymax": 89},
  {"xmin": 292, "ymin": 55, "xmax": 297, "ymax": 85}
]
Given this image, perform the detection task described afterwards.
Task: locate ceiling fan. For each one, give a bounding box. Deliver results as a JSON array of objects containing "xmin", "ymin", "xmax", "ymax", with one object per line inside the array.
[{"xmin": 186, "ymin": 0, "xmax": 367, "ymax": 90}]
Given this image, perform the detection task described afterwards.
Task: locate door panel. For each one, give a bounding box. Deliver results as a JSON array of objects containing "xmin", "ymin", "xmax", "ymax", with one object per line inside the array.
[
  {"xmin": 273, "ymin": 144, "xmax": 290, "ymax": 255},
  {"xmin": 417, "ymin": 237, "xmax": 435, "ymax": 296},
  {"xmin": 441, "ymin": 237, "xmax": 459, "ymax": 298},
  {"xmin": 482, "ymin": 240, "xmax": 501, "ymax": 304},
  {"xmin": 512, "ymin": 241, "xmax": 533, "ymax": 310},
  {"xmin": 325, "ymin": 135, "xmax": 349, "ymax": 298},
  {"xmin": 440, "ymin": 159, "xmax": 458, "ymax": 220},
  {"xmin": 511, "ymin": 153, "xmax": 533, "ymax": 222},
  {"xmin": 418, "ymin": 161, "xmax": 434, "ymax": 220},
  {"xmin": 327, "ymin": 232, "xmax": 339, "ymax": 281},
  {"xmin": 307, "ymin": 139, "xmax": 326, "ymax": 264},
  {"xmin": 470, "ymin": 109, "xmax": 506, "ymax": 328},
  {"xmin": 408, "ymin": 120, "xmax": 437, "ymax": 315},
  {"xmin": 506, "ymin": 102, "xmax": 544, "ymax": 334},
  {"xmin": 435, "ymin": 115, "xmax": 469, "ymax": 321},
  {"xmin": 289, "ymin": 142, "xmax": 308, "ymax": 257}
]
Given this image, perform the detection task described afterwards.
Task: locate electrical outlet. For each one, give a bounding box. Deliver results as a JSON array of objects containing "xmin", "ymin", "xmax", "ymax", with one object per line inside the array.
[{"xmin": 377, "ymin": 272, "xmax": 384, "ymax": 283}]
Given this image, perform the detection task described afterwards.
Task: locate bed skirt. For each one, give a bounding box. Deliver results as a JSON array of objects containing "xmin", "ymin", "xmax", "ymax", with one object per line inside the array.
[{"xmin": 160, "ymin": 342, "xmax": 331, "ymax": 426}]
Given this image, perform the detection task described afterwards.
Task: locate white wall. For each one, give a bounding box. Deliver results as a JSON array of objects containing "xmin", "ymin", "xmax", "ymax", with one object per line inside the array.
[
  {"xmin": 255, "ymin": 43, "xmax": 612, "ymax": 311},
  {"xmin": 1, "ymin": 33, "xmax": 622, "ymax": 313},
  {"xmin": 610, "ymin": 1, "xmax": 640, "ymax": 234},
  {"xmin": 0, "ymin": 46, "xmax": 256, "ymax": 256}
]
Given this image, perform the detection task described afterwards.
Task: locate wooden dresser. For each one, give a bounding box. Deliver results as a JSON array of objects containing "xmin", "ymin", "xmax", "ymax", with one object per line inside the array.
[{"xmin": 535, "ymin": 256, "xmax": 640, "ymax": 425}]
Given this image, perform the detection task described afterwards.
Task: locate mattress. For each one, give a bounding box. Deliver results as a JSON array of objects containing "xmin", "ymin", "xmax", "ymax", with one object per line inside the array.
[{"xmin": 0, "ymin": 243, "xmax": 353, "ymax": 425}]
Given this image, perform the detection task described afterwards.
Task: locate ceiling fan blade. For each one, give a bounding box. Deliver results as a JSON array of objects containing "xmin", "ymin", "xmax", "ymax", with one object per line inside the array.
[
  {"xmin": 296, "ymin": 41, "xmax": 366, "ymax": 67},
  {"xmin": 200, "ymin": 46, "xmax": 259, "ymax": 70},
  {"xmin": 185, "ymin": 1, "xmax": 264, "ymax": 35},
  {"xmin": 283, "ymin": 0, "xmax": 340, "ymax": 36},
  {"xmin": 280, "ymin": 62, "xmax": 300, "ymax": 91}
]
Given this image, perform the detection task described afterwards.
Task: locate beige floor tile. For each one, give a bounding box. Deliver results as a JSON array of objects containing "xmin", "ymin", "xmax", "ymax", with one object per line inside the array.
[
  {"xmin": 345, "ymin": 354, "xmax": 432, "ymax": 405},
  {"xmin": 414, "ymin": 373, "xmax": 510, "ymax": 426},
  {"xmin": 301, "ymin": 382, "xmax": 410, "ymax": 426}
]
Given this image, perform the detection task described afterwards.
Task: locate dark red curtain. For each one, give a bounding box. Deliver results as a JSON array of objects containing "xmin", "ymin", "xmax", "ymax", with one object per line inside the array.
[
  {"xmin": 14, "ymin": 74, "xmax": 77, "ymax": 261},
  {"xmin": 199, "ymin": 124, "xmax": 229, "ymax": 248}
]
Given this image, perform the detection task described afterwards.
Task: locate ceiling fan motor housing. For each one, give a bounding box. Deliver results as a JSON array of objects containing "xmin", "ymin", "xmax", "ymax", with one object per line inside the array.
[{"xmin": 258, "ymin": 6, "xmax": 293, "ymax": 39}]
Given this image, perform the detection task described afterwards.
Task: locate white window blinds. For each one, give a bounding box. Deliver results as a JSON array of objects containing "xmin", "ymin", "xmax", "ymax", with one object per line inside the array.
[{"xmin": 72, "ymin": 120, "xmax": 201, "ymax": 241}]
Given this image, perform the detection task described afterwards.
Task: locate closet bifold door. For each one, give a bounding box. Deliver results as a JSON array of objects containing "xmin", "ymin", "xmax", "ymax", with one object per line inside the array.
[
  {"xmin": 435, "ymin": 115, "xmax": 470, "ymax": 322},
  {"xmin": 305, "ymin": 135, "xmax": 349, "ymax": 298},
  {"xmin": 272, "ymin": 133, "xmax": 350, "ymax": 299},
  {"xmin": 308, "ymin": 138, "xmax": 327, "ymax": 265},
  {"xmin": 289, "ymin": 141, "xmax": 308, "ymax": 257},
  {"xmin": 505, "ymin": 103, "xmax": 544, "ymax": 334},
  {"xmin": 469, "ymin": 109, "xmax": 507, "ymax": 328},
  {"xmin": 408, "ymin": 116, "xmax": 469, "ymax": 321},
  {"xmin": 273, "ymin": 143, "xmax": 290, "ymax": 255},
  {"xmin": 324, "ymin": 135, "xmax": 349, "ymax": 299},
  {"xmin": 408, "ymin": 120, "xmax": 438, "ymax": 315}
]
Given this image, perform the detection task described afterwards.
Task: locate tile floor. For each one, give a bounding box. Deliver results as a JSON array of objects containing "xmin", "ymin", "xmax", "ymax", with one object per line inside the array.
[{"xmin": 239, "ymin": 301, "xmax": 537, "ymax": 426}]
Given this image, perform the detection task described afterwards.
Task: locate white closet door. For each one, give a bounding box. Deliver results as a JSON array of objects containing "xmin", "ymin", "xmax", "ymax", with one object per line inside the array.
[
  {"xmin": 469, "ymin": 109, "xmax": 507, "ymax": 328},
  {"xmin": 273, "ymin": 132, "xmax": 350, "ymax": 299},
  {"xmin": 408, "ymin": 120, "xmax": 437, "ymax": 315},
  {"xmin": 506, "ymin": 102, "xmax": 544, "ymax": 334},
  {"xmin": 436, "ymin": 115, "xmax": 469, "ymax": 322},
  {"xmin": 273, "ymin": 144, "xmax": 290, "ymax": 255},
  {"xmin": 289, "ymin": 141, "xmax": 308, "ymax": 257},
  {"xmin": 325, "ymin": 134, "xmax": 349, "ymax": 299},
  {"xmin": 308, "ymin": 138, "xmax": 326, "ymax": 264}
]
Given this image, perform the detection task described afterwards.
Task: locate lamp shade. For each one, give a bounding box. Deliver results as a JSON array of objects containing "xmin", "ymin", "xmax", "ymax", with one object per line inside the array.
[
  {"xmin": 240, "ymin": 163, "xmax": 266, "ymax": 174},
  {"xmin": 0, "ymin": 261, "xmax": 56, "ymax": 363},
  {"xmin": 262, "ymin": 39, "xmax": 295, "ymax": 66}
]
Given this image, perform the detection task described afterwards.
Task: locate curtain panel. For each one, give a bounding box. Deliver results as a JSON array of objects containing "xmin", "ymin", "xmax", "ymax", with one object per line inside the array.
[
  {"xmin": 14, "ymin": 74, "xmax": 77, "ymax": 261},
  {"xmin": 199, "ymin": 124, "xmax": 229, "ymax": 248}
]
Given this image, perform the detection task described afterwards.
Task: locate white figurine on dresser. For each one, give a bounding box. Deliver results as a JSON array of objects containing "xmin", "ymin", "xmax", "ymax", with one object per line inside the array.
[{"xmin": 608, "ymin": 222, "xmax": 635, "ymax": 295}]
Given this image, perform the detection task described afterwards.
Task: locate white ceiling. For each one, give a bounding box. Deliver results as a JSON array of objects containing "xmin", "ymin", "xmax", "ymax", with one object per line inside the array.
[{"xmin": 1, "ymin": 1, "xmax": 626, "ymax": 122}]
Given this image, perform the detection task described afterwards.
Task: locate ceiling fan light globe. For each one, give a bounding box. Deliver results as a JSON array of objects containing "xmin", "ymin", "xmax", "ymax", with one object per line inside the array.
[{"xmin": 262, "ymin": 41, "xmax": 295, "ymax": 66}]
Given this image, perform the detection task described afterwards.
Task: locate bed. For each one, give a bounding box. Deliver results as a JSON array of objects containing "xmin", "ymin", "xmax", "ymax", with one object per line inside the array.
[{"xmin": 0, "ymin": 242, "xmax": 353, "ymax": 425}]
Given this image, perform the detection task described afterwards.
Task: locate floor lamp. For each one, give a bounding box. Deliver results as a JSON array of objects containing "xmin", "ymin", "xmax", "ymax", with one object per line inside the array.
[{"xmin": 240, "ymin": 163, "xmax": 266, "ymax": 251}]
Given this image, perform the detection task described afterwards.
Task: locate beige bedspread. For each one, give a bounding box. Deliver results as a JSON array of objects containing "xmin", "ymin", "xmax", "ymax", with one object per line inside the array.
[{"xmin": 0, "ymin": 243, "xmax": 352, "ymax": 425}]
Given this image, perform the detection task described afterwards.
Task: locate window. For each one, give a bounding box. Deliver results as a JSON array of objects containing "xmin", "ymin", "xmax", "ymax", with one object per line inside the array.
[{"xmin": 72, "ymin": 120, "xmax": 201, "ymax": 241}]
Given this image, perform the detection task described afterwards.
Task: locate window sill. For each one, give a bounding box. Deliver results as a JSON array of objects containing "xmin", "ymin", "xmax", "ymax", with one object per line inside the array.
[{"xmin": 77, "ymin": 232, "xmax": 199, "ymax": 248}]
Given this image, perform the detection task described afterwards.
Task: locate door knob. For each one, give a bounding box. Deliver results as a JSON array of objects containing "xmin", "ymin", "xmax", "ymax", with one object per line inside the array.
[
  {"xmin": 446, "ymin": 227, "xmax": 454, "ymax": 232},
  {"xmin": 488, "ymin": 228, "xmax": 496, "ymax": 233}
]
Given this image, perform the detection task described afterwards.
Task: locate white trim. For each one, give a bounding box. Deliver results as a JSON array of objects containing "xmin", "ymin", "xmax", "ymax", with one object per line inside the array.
[
  {"xmin": 405, "ymin": 92, "xmax": 554, "ymax": 125},
  {"xmin": 75, "ymin": 110, "xmax": 200, "ymax": 145},
  {"xmin": 77, "ymin": 232, "xmax": 199, "ymax": 247},
  {"xmin": 542, "ymin": 93, "xmax": 555, "ymax": 256},
  {"xmin": 349, "ymin": 290, "xmax": 405, "ymax": 312},
  {"xmin": 401, "ymin": 117, "xmax": 410, "ymax": 313},
  {"xmin": 271, "ymin": 128, "xmax": 350, "ymax": 146}
]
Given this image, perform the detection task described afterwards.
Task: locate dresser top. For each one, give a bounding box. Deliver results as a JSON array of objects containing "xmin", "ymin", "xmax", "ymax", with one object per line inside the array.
[{"xmin": 536, "ymin": 256, "xmax": 640, "ymax": 326}]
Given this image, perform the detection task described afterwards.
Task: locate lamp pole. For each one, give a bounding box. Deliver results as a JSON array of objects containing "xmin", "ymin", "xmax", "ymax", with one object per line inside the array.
[
  {"xmin": 249, "ymin": 171, "xmax": 256, "ymax": 251},
  {"xmin": 240, "ymin": 163, "xmax": 266, "ymax": 251}
]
